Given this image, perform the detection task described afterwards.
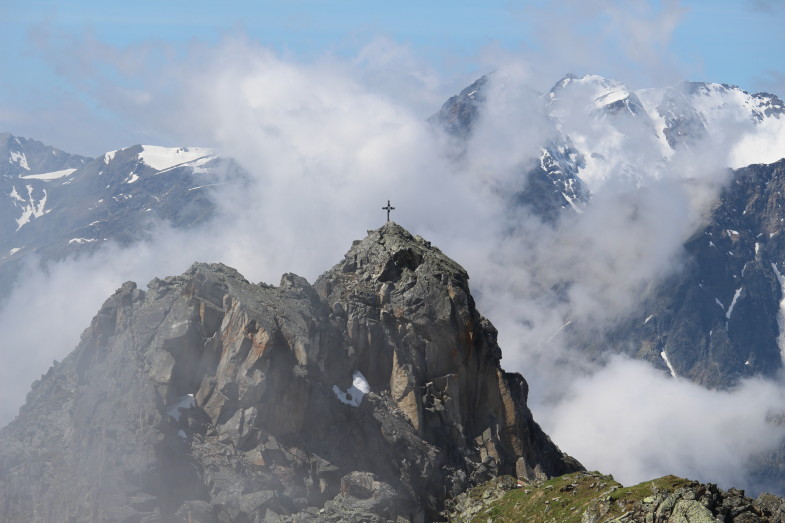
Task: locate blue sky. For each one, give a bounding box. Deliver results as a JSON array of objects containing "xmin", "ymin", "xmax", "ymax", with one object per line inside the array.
[{"xmin": 1, "ymin": 0, "xmax": 783, "ymax": 155}]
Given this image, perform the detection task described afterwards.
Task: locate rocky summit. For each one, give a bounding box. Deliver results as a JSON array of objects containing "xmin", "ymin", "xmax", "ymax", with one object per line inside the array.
[{"xmin": 0, "ymin": 222, "xmax": 580, "ymax": 522}]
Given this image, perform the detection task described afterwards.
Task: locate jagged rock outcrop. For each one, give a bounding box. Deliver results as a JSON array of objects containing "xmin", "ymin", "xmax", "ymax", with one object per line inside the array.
[
  {"xmin": 429, "ymin": 76, "xmax": 487, "ymax": 140},
  {"xmin": 0, "ymin": 222, "xmax": 580, "ymax": 522}
]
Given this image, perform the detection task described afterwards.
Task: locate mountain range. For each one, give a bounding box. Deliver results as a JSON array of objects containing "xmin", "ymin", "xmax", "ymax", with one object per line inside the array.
[
  {"xmin": 1, "ymin": 70, "xmax": 785, "ymax": 519},
  {"xmin": 432, "ymin": 72, "xmax": 785, "ymax": 388},
  {"xmin": 0, "ymin": 132, "xmax": 245, "ymax": 299},
  {"xmin": 433, "ymin": 73, "xmax": 785, "ymax": 222}
]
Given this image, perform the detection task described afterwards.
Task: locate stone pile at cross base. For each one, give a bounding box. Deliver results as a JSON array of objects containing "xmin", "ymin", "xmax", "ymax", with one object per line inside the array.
[{"xmin": 0, "ymin": 222, "xmax": 581, "ymax": 522}]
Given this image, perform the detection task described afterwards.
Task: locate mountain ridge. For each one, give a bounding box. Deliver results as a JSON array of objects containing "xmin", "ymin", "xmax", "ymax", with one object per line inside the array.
[
  {"xmin": 432, "ymin": 72, "xmax": 785, "ymax": 222},
  {"xmin": 431, "ymin": 73, "xmax": 785, "ymax": 391},
  {"xmin": 0, "ymin": 135, "xmax": 247, "ymax": 306},
  {"xmin": 0, "ymin": 221, "xmax": 581, "ymax": 522}
]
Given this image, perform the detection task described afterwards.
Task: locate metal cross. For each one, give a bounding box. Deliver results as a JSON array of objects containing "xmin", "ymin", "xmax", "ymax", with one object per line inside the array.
[{"xmin": 382, "ymin": 200, "xmax": 395, "ymax": 222}]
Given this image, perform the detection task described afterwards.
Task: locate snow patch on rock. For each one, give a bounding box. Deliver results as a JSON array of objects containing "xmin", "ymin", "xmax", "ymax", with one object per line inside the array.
[
  {"xmin": 103, "ymin": 150, "xmax": 117, "ymax": 164},
  {"xmin": 15, "ymin": 185, "xmax": 49, "ymax": 230},
  {"xmin": 139, "ymin": 145, "xmax": 213, "ymax": 171},
  {"xmin": 9, "ymin": 151, "xmax": 29, "ymax": 170},
  {"xmin": 166, "ymin": 394, "xmax": 195, "ymax": 421},
  {"xmin": 660, "ymin": 351, "xmax": 678, "ymax": 378},
  {"xmin": 333, "ymin": 371, "xmax": 370, "ymax": 407},
  {"xmin": 20, "ymin": 168, "xmax": 77, "ymax": 181},
  {"xmin": 771, "ymin": 263, "xmax": 785, "ymax": 364}
]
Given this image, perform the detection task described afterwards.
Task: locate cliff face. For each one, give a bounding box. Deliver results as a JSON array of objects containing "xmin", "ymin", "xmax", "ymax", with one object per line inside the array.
[
  {"xmin": 587, "ymin": 159, "xmax": 785, "ymax": 389},
  {"xmin": 0, "ymin": 222, "xmax": 580, "ymax": 522}
]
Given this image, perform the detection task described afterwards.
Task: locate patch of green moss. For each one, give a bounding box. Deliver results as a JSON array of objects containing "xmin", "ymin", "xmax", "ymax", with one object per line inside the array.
[
  {"xmin": 451, "ymin": 472, "xmax": 695, "ymax": 522},
  {"xmin": 456, "ymin": 471, "xmax": 620, "ymax": 522},
  {"xmin": 610, "ymin": 475, "xmax": 693, "ymax": 502},
  {"xmin": 602, "ymin": 474, "xmax": 695, "ymax": 518}
]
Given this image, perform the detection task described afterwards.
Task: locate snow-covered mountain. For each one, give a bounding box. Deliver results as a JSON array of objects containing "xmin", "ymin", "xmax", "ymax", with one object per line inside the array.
[
  {"xmin": 0, "ymin": 132, "xmax": 90, "ymax": 178},
  {"xmin": 432, "ymin": 72, "xmax": 785, "ymax": 387},
  {"xmin": 433, "ymin": 73, "xmax": 785, "ymax": 221},
  {"xmin": 643, "ymin": 81, "xmax": 785, "ymax": 168},
  {"xmin": 0, "ymin": 137, "xmax": 244, "ymax": 298},
  {"xmin": 548, "ymin": 74, "xmax": 785, "ymax": 170},
  {"xmin": 432, "ymin": 76, "xmax": 591, "ymax": 222},
  {"xmin": 540, "ymin": 75, "xmax": 785, "ymax": 388}
]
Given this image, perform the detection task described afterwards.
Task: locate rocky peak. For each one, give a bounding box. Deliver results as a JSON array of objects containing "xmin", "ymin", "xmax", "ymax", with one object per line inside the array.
[
  {"xmin": 315, "ymin": 221, "xmax": 552, "ymax": 468},
  {"xmin": 0, "ymin": 132, "xmax": 91, "ymax": 178},
  {"xmin": 428, "ymin": 76, "xmax": 488, "ymax": 140},
  {"xmin": 0, "ymin": 223, "xmax": 581, "ymax": 522},
  {"xmin": 547, "ymin": 73, "xmax": 646, "ymax": 119},
  {"xmin": 325, "ymin": 221, "xmax": 465, "ymax": 278}
]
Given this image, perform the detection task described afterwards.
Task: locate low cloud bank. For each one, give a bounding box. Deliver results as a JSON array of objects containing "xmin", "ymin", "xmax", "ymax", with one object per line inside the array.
[{"xmin": 540, "ymin": 356, "xmax": 785, "ymax": 493}]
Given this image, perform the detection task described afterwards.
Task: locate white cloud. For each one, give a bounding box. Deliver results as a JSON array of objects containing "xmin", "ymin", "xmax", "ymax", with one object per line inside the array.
[
  {"xmin": 540, "ymin": 356, "xmax": 785, "ymax": 492},
  {"xmin": 485, "ymin": 0, "xmax": 689, "ymax": 91}
]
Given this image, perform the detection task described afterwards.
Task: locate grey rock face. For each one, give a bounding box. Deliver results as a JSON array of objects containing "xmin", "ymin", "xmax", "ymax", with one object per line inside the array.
[
  {"xmin": 0, "ymin": 222, "xmax": 581, "ymax": 522},
  {"xmin": 588, "ymin": 159, "xmax": 785, "ymax": 388}
]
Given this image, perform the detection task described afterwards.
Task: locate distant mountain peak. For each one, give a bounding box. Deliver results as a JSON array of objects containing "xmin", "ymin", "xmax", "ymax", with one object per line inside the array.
[
  {"xmin": 428, "ymin": 75, "xmax": 488, "ymax": 139},
  {"xmin": 677, "ymin": 81, "xmax": 785, "ymax": 123},
  {"xmin": 0, "ymin": 137, "xmax": 241, "ymax": 303},
  {"xmin": 101, "ymin": 144, "xmax": 215, "ymax": 172},
  {"xmin": 0, "ymin": 133, "xmax": 91, "ymax": 178},
  {"xmin": 547, "ymin": 73, "xmax": 644, "ymax": 118}
]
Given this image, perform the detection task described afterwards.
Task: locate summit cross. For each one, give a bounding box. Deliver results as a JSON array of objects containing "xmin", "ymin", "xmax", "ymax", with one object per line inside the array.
[{"xmin": 382, "ymin": 200, "xmax": 395, "ymax": 222}]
